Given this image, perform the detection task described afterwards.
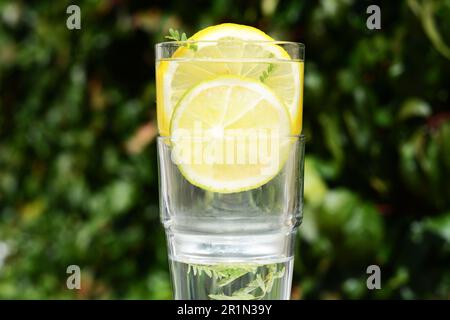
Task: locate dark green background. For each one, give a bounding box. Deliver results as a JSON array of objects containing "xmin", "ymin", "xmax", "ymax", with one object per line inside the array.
[{"xmin": 0, "ymin": 0, "xmax": 449, "ymax": 299}]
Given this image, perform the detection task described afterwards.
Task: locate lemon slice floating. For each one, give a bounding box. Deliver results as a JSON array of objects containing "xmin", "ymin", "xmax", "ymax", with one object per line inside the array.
[
  {"xmin": 157, "ymin": 23, "xmax": 304, "ymax": 136},
  {"xmin": 170, "ymin": 75, "xmax": 291, "ymax": 193}
]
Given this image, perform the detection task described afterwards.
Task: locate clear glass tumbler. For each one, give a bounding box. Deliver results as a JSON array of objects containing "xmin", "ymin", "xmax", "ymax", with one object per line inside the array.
[
  {"xmin": 157, "ymin": 136, "xmax": 304, "ymax": 300},
  {"xmin": 156, "ymin": 40, "xmax": 305, "ymax": 300}
]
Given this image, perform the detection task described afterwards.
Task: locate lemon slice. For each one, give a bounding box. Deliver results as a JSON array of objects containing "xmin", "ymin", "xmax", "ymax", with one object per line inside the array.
[
  {"xmin": 157, "ymin": 23, "xmax": 304, "ymax": 136},
  {"xmin": 170, "ymin": 75, "xmax": 291, "ymax": 193}
]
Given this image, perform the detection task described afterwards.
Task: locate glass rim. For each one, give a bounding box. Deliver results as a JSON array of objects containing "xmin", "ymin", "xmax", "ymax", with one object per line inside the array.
[
  {"xmin": 157, "ymin": 134, "xmax": 306, "ymax": 141},
  {"xmin": 155, "ymin": 40, "xmax": 305, "ymax": 48}
]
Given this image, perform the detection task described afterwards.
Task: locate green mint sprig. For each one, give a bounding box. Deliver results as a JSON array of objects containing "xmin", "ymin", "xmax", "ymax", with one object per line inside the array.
[
  {"xmin": 165, "ymin": 28, "xmax": 198, "ymax": 51},
  {"xmin": 259, "ymin": 64, "xmax": 275, "ymax": 82},
  {"xmin": 188, "ymin": 263, "xmax": 285, "ymax": 300},
  {"xmin": 259, "ymin": 53, "xmax": 276, "ymax": 83}
]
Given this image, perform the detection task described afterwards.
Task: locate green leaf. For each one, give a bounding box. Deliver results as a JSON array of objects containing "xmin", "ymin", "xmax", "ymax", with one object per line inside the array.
[
  {"xmin": 217, "ymin": 272, "xmax": 244, "ymax": 287},
  {"xmin": 423, "ymin": 213, "xmax": 450, "ymax": 243},
  {"xmin": 209, "ymin": 293, "xmax": 257, "ymax": 300},
  {"xmin": 408, "ymin": 0, "xmax": 450, "ymax": 60},
  {"xmin": 188, "ymin": 263, "xmax": 284, "ymax": 300},
  {"xmin": 398, "ymin": 98, "xmax": 431, "ymax": 120},
  {"xmin": 259, "ymin": 55, "xmax": 276, "ymax": 83},
  {"xmin": 256, "ymin": 274, "xmax": 266, "ymax": 292},
  {"xmin": 165, "ymin": 28, "xmax": 181, "ymax": 41},
  {"xmin": 189, "ymin": 43, "xmax": 198, "ymax": 51},
  {"xmin": 164, "ymin": 28, "xmax": 198, "ymax": 52},
  {"xmin": 304, "ymin": 156, "xmax": 328, "ymax": 207}
]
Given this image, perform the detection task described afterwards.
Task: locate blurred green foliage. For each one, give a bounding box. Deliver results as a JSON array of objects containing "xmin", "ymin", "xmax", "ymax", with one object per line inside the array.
[{"xmin": 0, "ymin": 0, "xmax": 449, "ymax": 299}]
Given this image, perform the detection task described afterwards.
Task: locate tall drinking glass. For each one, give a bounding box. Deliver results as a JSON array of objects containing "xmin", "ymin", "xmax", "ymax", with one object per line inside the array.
[{"xmin": 156, "ymin": 40, "xmax": 305, "ymax": 300}]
